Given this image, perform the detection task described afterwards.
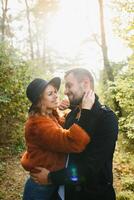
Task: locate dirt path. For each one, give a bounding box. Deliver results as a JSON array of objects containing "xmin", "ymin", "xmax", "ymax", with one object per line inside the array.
[{"xmin": 0, "ymin": 156, "xmax": 28, "ymax": 200}]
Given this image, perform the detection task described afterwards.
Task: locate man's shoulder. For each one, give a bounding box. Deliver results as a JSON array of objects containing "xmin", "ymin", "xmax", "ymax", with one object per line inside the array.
[
  {"xmin": 101, "ymin": 105, "xmax": 113, "ymax": 113},
  {"xmin": 100, "ymin": 105, "xmax": 118, "ymax": 124}
]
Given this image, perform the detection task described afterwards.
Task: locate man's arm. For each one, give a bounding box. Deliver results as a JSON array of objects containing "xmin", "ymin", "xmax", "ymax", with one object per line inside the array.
[{"xmin": 49, "ymin": 109, "xmax": 118, "ymax": 185}]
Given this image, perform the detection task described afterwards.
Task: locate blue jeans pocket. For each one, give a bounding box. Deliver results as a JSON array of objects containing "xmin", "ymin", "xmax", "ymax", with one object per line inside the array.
[{"xmin": 23, "ymin": 177, "xmax": 58, "ymax": 200}]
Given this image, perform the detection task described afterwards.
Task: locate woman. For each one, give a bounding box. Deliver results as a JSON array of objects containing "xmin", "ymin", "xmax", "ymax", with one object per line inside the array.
[{"xmin": 21, "ymin": 77, "xmax": 93, "ymax": 200}]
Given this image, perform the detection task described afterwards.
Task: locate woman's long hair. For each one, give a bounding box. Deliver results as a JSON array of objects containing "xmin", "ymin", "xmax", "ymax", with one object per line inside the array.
[{"xmin": 28, "ymin": 93, "xmax": 43, "ymax": 116}]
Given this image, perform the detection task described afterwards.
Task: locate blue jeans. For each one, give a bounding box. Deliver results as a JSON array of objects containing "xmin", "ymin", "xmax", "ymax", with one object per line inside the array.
[{"xmin": 23, "ymin": 177, "xmax": 58, "ymax": 200}]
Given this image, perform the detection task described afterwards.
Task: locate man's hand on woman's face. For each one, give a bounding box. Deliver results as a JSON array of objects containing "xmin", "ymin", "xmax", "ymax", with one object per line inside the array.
[{"xmin": 30, "ymin": 167, "xmax": 50, "ymax": 185}]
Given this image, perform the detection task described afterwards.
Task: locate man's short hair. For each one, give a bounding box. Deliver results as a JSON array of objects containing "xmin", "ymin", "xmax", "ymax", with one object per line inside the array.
[{"xmin": 65, "ymin": 68, "xmax": 94, "ymax": 89}]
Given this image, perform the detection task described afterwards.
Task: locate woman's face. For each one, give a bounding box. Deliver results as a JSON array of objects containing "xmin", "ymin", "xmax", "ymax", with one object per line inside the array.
[{"xmin": 41, "ymin": 84, "xmax": 59, "ymax": 111}]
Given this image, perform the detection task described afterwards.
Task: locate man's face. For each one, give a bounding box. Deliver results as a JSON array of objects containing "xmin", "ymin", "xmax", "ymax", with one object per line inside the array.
[{"xmin": 64, "ymin": 73, "xmax": 85, "ymax": 106}]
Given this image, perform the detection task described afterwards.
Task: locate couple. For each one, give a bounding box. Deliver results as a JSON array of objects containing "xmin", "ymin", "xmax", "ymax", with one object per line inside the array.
[{"xmin": 21, "ymin": 68, "xmax": 118, "ymax": 200}]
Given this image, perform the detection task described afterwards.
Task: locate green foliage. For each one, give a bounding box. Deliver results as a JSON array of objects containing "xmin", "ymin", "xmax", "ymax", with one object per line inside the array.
[
  {"xmin": 0, "ymin": 161, "xmax": 6, "ymax": 180},
  {"xmin": 116, "ymin": 62, "xmax": 134, "ymax": 141},
  {"xmin": 117, "ymin": 191, "xmax": 134, "ymax": 200},
  {"xmin": 0, "ymin": 191, "xmax": 5, "ymax": 200},
  {"xmin": 10, "ymin": 137, "xmax": 26, "ymax": 155},
  {"xmin": 99, "ymin": 59, "xmax": 134, "ymax": 143},
  {"xmin": 98, "ymin": 61, "xmax": 125, "ymax": 112},
  {"xmin": 122, "ymin": 176, "xmax": 134, "ymax": 192},
  {"xmin": 0, "ymin": 43, "xmax": 32, "ymax": 149},
  {"xmin": 114, "ymin": 136, "xmax": 134, "ymax": 199},
  {"xmin": 111, "ymin": 0, "xmax": 134, "ymax": 49}
]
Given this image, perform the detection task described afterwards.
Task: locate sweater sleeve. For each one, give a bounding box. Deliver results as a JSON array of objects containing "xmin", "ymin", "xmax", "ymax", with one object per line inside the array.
[{"xmin": 26, "ymin": 117, "xmax": 90, "ymax": 153}]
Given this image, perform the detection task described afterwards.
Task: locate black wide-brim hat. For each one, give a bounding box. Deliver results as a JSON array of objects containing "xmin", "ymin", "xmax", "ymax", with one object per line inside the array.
[{"xmin": 26, "ymin": 77, "xmax": 61, "ymax": 105}]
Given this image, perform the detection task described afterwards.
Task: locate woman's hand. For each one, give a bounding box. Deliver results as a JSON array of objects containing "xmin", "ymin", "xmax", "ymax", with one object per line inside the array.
[
  {"xmin": 82, "ymin": 90, "xmax": 95, "ymax": 110},
  {"xmin": 58, "ymin": 99, "xmax": 70, "ymax": 110},
  {"xmin": 30, "ymin": 167, "xmax": 50, "ymax": 185}
]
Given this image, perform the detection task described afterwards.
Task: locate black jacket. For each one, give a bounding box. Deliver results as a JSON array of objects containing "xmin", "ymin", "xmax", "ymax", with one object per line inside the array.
[{"xmin": 49, "ymin": 96, "xmax": 118, "ymax": 200}]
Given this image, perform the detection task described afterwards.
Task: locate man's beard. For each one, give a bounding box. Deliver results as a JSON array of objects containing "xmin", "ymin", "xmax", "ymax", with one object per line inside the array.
[{"xmin": 69, "ymin": 96, "xmax": 83, "ymax": 107}]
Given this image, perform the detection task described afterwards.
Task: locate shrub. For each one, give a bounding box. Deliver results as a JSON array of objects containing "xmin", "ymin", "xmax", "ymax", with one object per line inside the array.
[{"xmin": 0, "ymin": 43, "xmax": 31, "ymax": 151}]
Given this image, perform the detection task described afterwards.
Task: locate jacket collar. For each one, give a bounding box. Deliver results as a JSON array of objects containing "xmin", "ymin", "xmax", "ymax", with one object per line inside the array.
[
  {"xmin": 70, "ymin": 93, "xmax": 101, "ymax": 113},
  {"xmin": 91, "ymin": 94, "xmax": 102, "ymax": 112}
]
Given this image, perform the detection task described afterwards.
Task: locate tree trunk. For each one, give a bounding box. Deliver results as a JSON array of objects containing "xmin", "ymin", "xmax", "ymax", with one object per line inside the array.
[
  {"xmin": 98, "ymin": 0, "xmax": 114, "ymax": 81},
  {"xmin": 1, "ymin": 0, "xmax": 8, "ymax": 41},
  {"xmin": 98, "ymin": 0, "xmax": 122, "ymax": 117},
  {"xmin": 25, "ymin": 0, "xmax": 34, "ymax": 59}
]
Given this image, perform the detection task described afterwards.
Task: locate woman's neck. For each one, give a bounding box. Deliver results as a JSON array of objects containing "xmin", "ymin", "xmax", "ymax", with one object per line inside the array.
[{"xmin": 41, "ymin": 108, "xmax": 53, "ymax": 116}]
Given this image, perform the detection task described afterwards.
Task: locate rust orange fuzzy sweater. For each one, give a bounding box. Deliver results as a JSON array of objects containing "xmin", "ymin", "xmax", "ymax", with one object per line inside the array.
[{"xmin": 21, "ymin": 113, "xmax": 90, "ymax": 172}]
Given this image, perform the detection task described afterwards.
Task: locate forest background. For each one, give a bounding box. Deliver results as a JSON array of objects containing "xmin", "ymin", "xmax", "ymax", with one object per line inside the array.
[{"xmin": 0, "ymin": 0, "xmax": 134, "ymax": 199}]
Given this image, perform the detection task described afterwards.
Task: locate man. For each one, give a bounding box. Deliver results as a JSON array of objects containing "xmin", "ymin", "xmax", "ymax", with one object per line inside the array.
[{"xmin": 31, "ymin": 68, "xmax": 118, "ymax": 200}]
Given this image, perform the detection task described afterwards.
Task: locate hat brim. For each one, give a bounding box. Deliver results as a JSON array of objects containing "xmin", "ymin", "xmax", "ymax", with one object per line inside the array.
[{"xmin": 48, "ymin": 77, "xmax": 61, "ymax": 91}]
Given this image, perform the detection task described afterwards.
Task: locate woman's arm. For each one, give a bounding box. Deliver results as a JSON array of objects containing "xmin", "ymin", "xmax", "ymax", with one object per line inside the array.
[{"xmin": 26, "ymin": 116, "xmax": 90, "ymax": 153}]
